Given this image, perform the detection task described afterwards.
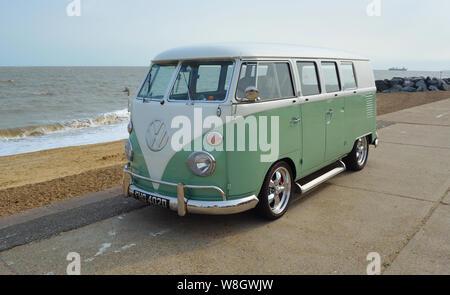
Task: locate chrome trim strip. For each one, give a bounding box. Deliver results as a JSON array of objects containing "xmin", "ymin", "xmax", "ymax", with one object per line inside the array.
[
  {"xmin": 187, "ymin": 196, "xmax": 259, "ymax": 215},
  {"xmin": 128, "ymin": 184, "xmax": 259, "ymax": 216},
  {"xmin": 296, "ymin": 160, "xmax": 347, "ymax": 194},
  {"xmin": 123, "ymin": 167, "xmax": 227, "ymax": 201}
]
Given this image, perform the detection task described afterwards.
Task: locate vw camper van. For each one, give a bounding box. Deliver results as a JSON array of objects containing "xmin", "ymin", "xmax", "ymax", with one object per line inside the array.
[{"xmin": 123, "ymin": 43, "xmax": 378, "ymax": 220}]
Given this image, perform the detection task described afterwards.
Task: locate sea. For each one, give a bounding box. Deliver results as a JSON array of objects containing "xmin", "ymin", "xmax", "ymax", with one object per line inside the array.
[{"xmin": 0, "ymin": 67, "xmax": 449, "ymax": 157}]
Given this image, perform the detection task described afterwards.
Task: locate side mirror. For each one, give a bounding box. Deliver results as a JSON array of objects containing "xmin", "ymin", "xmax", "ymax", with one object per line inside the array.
[{"xmin": 244, "ymin": 86, "xmax": 260, "ymax": 101}]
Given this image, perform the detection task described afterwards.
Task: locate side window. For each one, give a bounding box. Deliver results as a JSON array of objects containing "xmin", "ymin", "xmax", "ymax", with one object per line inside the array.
[
  {"xmin": 196, "ymin": 65, "xmax": 221, "ymax": 92},
  {"xmin": 321, "ymin": 62, "xmax": 341, "ymax": 93},
  {"xmin": 236, "ymin": 62, "xmax": 294, "ymax": 100},
  {"xmin": 340, "ymin": 62, "xmax": 357, "ymax": 90},
  {"xmin": 297, "ymin": 61, "xmax": 321, "ymax": 96},
  {"xmin": 257, "ymin": 62, "xmax": 294, "ymax": 100},
  {"xmin": 277, "ymin": 63, "xmax": 295, "ymax": 98},
  {"xmin": 236, "ymin": 63, "xmax": 257, "ymax": 98}
]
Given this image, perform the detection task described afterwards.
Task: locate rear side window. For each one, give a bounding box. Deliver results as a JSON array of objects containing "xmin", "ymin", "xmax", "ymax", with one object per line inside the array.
[
  {"xmin": 237, "ymin": 62, "xmax": 294, "ymax": 100},
  {"xmin": 297, "ymin": 61, "xmax": 321, "ymax": 96},
  {"xmin": 340, "ymin": 62, "xmax": 357, "ymax": 90},
  {"xmin": 321, "ymin": 62, "xmax": 341, "ymax": 93}
]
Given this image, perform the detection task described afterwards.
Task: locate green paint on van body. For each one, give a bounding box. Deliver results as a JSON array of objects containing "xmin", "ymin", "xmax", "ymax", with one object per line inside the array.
[{"xmin": 128, "ymin": 91, "xmax": 377, "ymax": 202}]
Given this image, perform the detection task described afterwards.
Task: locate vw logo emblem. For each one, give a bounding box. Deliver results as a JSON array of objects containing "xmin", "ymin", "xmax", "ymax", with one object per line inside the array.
[{"xmin": 146, "ymin": 120, "xmax": 169, "ymax": 152}]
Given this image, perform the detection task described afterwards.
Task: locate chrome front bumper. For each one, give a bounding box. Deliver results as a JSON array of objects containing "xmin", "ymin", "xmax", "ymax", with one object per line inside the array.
[{"xmin": 123, "ymin": 167, "xmax": 259, "ymax": 216}]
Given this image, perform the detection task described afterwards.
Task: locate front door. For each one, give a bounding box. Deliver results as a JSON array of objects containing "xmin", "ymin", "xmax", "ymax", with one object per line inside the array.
[{"xmin": 228, "ymin": 60, "xmax": 302, "ymax": 196}]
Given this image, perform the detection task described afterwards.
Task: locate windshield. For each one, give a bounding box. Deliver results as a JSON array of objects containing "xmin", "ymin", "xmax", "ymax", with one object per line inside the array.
[
  {"xmin": 169, "ymin": 61, "xmax": 233, "ymax": 102},
  {"xmin": 138, "ymin": 64, "xmax": 177, "ymax": 99}
]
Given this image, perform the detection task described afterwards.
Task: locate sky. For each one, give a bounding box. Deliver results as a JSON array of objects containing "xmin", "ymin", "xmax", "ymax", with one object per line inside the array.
[{"xmin": 0, "ymin": 0, "xmax": 449, "ymax": 70}]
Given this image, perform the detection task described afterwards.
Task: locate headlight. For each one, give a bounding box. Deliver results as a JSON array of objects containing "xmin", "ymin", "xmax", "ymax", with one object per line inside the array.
[
  {"xmin": 124, "ymin": 139, "xmax": 134, "ymax": 161},
  {"xmin": 187, "ymin": 151, "xmax": 216, "ymax": 177},
  {"xmin": 127, "ymin": 121, "xmax": 133, "ymax": 134}
]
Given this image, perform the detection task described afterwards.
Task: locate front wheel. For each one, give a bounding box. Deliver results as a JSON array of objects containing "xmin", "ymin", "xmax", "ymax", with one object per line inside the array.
[
  {"xmin": 256, "ymin": 161, "xmax": 294, "ymax": 220},
  {"xmin": 344, "ymin": 137, "xmax": 369, "ymax": 171}
]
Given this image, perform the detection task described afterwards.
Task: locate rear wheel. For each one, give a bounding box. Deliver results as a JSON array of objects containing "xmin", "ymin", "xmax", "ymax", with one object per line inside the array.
[
  {"xmin": 344, "ymin": 137, "xmax": 369, "ymax": 171},
  {"xmin": 256, "ymin": 162, "xmax": 293, "ymax": 220}
]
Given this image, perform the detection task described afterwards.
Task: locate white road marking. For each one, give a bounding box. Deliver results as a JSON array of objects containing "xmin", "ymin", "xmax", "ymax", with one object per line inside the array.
[
  {"xmin": 121, "ymin": 243, "xmax": 136, "ymax": 250},
  {"xmin": 150, "ymin": 229, "xmax": 170, "ymax": 237},
  {"xmin": 112, "ymin": 243, "xmax": 137, "ymax": 254},
  {"xmin": 436, "ymin": 112, "xmax": 448, "ymax": 119},
  {"xmin": 94, "ymin": 243, "xmax": 112, "ymax": 257}
]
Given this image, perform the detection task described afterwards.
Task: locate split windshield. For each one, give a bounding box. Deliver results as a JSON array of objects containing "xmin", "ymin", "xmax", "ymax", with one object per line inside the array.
[
  {"xmin": 170, "ymin": 61, "xmax": 233, "ymax": 101},
  {"xmin": 138, "ymin": 61, "xmax": 234, "ymax": 102},
  {"xmin": 138, "ymin": 64, "xmax": 177, "ymax": 100}
]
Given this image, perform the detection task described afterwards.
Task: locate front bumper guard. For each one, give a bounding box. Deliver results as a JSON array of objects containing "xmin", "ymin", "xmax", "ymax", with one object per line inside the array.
[{"xmin": 123, "ymin": 167, "xmax": 259, "ymax": 216}]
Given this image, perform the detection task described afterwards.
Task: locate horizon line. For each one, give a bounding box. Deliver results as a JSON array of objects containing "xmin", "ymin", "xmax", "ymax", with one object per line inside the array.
[{"xmin": 1, "ymin": 66, "xmax": 449, "ymax": 72}]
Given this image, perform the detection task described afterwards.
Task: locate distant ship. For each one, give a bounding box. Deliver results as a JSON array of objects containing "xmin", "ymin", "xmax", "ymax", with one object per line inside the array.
[{"xmin": 389, "ymin": 67, "xmax": 407, "ymax": 71}]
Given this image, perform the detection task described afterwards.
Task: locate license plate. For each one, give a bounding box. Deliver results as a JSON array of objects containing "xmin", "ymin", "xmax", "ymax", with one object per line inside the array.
[{"xmin": 131, "ymin": 189, "xmax": 169, "ymax": 209}]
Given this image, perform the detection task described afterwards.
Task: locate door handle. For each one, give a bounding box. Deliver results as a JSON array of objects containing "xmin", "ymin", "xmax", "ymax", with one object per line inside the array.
[
  {"xmin": 291, "ymin": 117, "xmax": 301, "ymax": 124},
  {"xmin": 326, "ymin": 109, "xmax": 333, "ymax": 121}
]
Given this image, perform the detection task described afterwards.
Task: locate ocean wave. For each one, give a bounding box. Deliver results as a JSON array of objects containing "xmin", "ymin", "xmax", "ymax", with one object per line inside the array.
[
  {"xmin": 0, "ymin": 80, "xmax": 15, "ymax": 84},
  {"xmin": 0, "ymin": 109, "xmax": 129, "ymax": 140},
  {"xmin": 31, "ymin": 91, "xmax": 55, "ymax": 97}
]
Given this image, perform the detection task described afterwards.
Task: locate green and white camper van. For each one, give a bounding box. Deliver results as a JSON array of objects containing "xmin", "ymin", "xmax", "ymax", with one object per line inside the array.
[{"xmin": 123, "ymin": 43, "xmax": 378, "ymax": 220}]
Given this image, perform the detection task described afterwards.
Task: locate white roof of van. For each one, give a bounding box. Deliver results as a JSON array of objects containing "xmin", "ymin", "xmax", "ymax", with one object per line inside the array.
[{"xmin": 152, "ymin": 43, "xmax": 369, "ymax": 62}]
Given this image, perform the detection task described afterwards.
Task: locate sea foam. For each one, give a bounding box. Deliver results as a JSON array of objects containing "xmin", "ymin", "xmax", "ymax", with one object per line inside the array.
[
  {"xmin": 0, "ymin": 109, "xmax": 130, "ymax": 140},
  {"xmin": 0, "ymin": 121, "xmax": 129, "ymax": 157}
]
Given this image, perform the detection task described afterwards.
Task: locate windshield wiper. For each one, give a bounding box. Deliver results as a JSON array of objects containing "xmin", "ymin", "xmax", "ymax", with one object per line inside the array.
[
  {"xmin": 142, "ymin": 72, "xmax": 152, "ymax": 102},
  {"xmin": 181, "ymin": 70, "xmax": 193, "ymax": 102}
]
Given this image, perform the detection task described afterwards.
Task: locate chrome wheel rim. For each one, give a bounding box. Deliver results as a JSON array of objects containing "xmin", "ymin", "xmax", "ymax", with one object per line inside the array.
[
  {"xmin": 356, "ymin": 137, "xmax": 368, "ymax": 166},
  {"xmin": 267, "ymin": 167, "xmax": 291, "ymax": 215}
]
